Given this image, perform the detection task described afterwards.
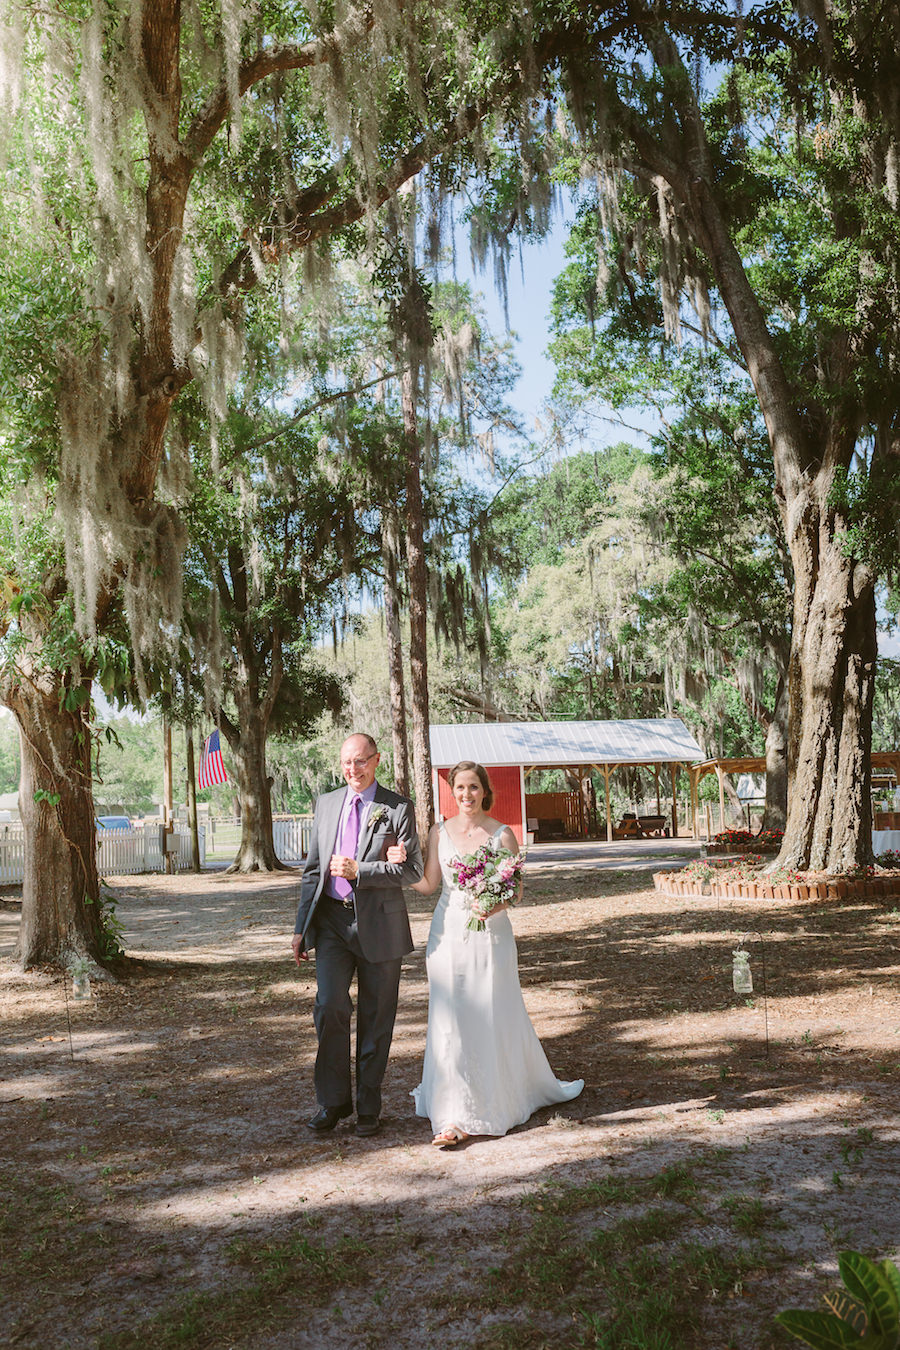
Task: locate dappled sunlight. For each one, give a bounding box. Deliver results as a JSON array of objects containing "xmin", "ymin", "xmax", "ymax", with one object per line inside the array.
[
  {"xmin": 7, "ymin": 1030, "xmax": 163, "ymax": 1062},
  {"xmin": 5, "ymin": 864, "xmax": 900, "ymax": 1350},
  {"xmin": 0, "ymin": 1070, "xmax": 72, "ymax": 1100}
]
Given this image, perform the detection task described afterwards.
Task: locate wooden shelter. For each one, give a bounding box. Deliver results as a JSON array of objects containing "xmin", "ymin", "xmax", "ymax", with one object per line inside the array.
[
  {"xmin": 687, "ymin": 752, "xmax": 900, "ymax": 838},
  {"xmin": 429, "ymin": 719, "xmax": 704, "ymax": 846}
]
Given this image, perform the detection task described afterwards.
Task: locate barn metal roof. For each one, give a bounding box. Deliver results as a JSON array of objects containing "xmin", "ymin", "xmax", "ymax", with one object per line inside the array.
[{"xmin": 430, "ymin": 719, "xmax": 704, "ymax": 768}]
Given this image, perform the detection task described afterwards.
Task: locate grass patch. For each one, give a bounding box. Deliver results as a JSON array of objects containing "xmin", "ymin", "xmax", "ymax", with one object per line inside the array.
[
  {"xmin": 722, "ymin": 1193, "xmax": 784, "ymax": 1238},
  {"xmin": 98, "ymin": 1232, "xmax": 384, "ymax": 1349},
  {"xmin": 441, "ymin": 1159, "xmax": 788, "ymax": 1350}
]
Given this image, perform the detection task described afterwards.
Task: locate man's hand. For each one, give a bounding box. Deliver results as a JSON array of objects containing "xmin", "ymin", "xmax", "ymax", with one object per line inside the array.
[
  {"xmin": 291, "ymin": 934, "xmax": 309, "ymax": 964},
  {"xmin": 329, "ymin": 854, "xmax": 359, "ymax": 881}
]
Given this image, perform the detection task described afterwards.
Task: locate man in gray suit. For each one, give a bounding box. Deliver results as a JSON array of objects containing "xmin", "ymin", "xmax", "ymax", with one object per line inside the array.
[{"xmin": 292, "ymin": 732, "xmax": 423, "ymax": 1137}]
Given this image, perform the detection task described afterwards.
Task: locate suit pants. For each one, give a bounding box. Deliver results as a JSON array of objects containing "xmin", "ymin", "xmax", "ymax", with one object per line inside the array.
[{"xmin": 312, "ymin": 901, "xmax": 403, "ymax": 1117}]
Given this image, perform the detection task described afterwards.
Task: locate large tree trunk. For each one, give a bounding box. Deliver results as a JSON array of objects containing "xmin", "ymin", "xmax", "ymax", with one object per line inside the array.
[
  {"xmin": 221, "ymin": 705, "xmax": 286, "ymax": 873},
  {"xmin": 779, "ymin": 491, "xmax": 877, "ymax": 870},
  {"xmin": 402, "ymin": 367, "xmax": 434, "ymax": 841},
  {"xmin": 677, "ymin": 117, "xmax": 873, "ymax": 867},
  {"xmin": 761, "ymin": 677, "xmax": 789, "ymax": 833},
  {"xmin": 615, "ymin": 24, "xmax": 879, "ymax": 872},
  {"xmin": 381, "ymin": 506, "xmax": 410, "ymax": 797},
  {"xmin": 5, "ymin": 668, "xmax": 105, "ymax": 968}
]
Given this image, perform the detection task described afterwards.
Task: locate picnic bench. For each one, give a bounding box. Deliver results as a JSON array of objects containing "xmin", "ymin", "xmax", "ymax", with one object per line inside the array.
[
  {"xmin": 612, "ymin": 813, "xmax": 670, "ymax": 840},
  {"xmin": 637, "ymin": 814, "xmax": 670, "ymax": 837}
]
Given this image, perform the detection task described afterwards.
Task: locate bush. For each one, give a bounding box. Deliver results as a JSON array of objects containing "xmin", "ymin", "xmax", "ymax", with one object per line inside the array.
[{"xmin": 776, "ymin": 1250, "xmax": 900, "ymax": 1347}]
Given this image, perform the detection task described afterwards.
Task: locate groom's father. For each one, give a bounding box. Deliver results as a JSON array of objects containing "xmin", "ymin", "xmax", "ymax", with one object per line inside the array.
[{"xmin": 292, "ymin": 733, "xmax": 423, "ymax": 1137}]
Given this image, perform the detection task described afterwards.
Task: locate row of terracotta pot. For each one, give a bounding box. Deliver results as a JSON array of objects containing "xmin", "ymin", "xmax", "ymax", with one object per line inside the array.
[{"xmin": 653, "ymin": 872, "xmax": 900, "ymax": 901}]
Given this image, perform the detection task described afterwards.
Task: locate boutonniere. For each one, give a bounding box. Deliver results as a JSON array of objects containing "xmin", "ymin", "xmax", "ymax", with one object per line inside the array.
[{"xmin": 366, "ymin": 805, "xmax": 387, "ymax": 830}]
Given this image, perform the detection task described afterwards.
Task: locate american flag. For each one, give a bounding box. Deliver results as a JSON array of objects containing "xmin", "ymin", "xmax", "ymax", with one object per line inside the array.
[{"xmin": 198, "ymin": 729, "xmax": 228, "ymax": 789}]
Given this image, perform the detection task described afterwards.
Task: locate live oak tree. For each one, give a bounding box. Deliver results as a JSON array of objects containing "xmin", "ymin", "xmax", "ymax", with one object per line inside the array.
[
  {"xmin": 548, "ymin": 241, "xmax": 794, "ymax": 828},
  {"xmin": 176, "ymin": 396, "xmax": 351, "ymax": 873},
  {"xmin": 0, "ymin": 0, "xmax": 560, "ymax": 966},
  {"xmin": 539, "ymin": 1, "xmax": 900, "ymax": 870}
]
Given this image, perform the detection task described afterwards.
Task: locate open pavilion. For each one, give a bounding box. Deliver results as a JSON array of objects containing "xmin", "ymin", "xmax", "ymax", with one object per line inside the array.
[
  {"xmin": 689, "ymin": 751, "xmax": 900, "ymax": 849},
  {"xmin": 429, "ymin": 719, "xmax": 704, "ymax": 846}
]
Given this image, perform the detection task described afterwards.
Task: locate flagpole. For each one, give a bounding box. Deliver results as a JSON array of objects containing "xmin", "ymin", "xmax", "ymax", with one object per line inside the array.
[{"xmin": 185, "ymin": 725, "xmax": 201, "ymax": 873}]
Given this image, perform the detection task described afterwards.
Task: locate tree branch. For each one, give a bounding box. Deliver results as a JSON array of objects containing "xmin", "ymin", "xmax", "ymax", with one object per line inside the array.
[
  {"xmin": 231, "ymin": 368, "xmax": 405, "ymax": 461},
  {"xmin": 184, "ymin": 6, "xmax": 375, "ymax": 163}
]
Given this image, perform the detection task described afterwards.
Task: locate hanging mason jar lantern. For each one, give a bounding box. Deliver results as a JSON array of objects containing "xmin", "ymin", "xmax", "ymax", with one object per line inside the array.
[
  {"xmin": 732, "ymin": 947, "xmax": 753, "ymax": 994},
  {"xmin": 70, "ymin": 958, "xmax": 92, "ymax": 1001}
]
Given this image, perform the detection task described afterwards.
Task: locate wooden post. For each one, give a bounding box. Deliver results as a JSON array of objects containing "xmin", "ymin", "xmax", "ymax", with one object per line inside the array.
[
  {"xmin": 688, "ymin": 766, "xmax": 699, "ymax": 839},
  {"xmin": 603, "ymin": 764, "xmax": 612, "ymax": 842},
  {"xmin": 518, "ymin": 766, "xmax": 527, "ymax": 848},
  {"xmin": 185, "ymin": 725, "xmax": 201, "ymax": 873},
  {"xmin": 654, "ymin": 764, "xmax": 661, "ymax": 816},
  {"xmin": 163, "ymin": 717, "xmax": 174, "ymax": 875},
  {"xmin": 705, "ymin": 801, "xmax": 712, "ymax": 840},
  {"xmin": 716, "ymin": 763, "xmax": 726, "ymax": 834},
  {"xmin": 669, "ymin": 763, "xmax": 678, "ymax": 838}
]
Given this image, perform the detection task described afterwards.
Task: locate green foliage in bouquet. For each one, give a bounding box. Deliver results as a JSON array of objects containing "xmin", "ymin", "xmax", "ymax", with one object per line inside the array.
[{"xmin": 776, "ymin": 1251, "xmax": 900, "ymax": 1348}]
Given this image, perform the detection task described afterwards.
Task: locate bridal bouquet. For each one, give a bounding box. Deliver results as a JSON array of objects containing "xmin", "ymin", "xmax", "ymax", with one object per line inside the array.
[{"xmin": 449, "ymin": 839, "xmax": 524, "ymax": 932}]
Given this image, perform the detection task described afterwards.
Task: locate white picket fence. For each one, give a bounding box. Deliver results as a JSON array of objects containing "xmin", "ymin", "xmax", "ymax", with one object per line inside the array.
[
  {"xmin": 0, "ymin": 826, "xmax": 24, "ymax": 883},
  {"xmin": 273, "ymin": 816, "xmax": 313, "ymax": 861},
  {"xmin": 96, "ymin": 824, "xmax": 205, "ymax": 875},
  {"xmin": 0, "ymin": 816, "xmax": 314, "ymax": 883}
]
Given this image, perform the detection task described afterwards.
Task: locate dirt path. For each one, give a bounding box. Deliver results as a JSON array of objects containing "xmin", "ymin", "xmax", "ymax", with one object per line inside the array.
[{"xmin": 2, "ymin": 860, "xmax": 900, "ymax": 1349}]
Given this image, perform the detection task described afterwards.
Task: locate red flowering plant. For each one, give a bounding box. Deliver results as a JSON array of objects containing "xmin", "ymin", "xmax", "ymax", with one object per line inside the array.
[
  {"xmin": 875, "ymin": 849, "xmax": 900, "ymax": 868},
  {"xmin": 679, "ymin": 859, "xmax": 715, "ymax": 882},
  {"xmin": 766, "ymin": 865, "xmax": 810, "ymax": 886},
  {"xmin": 709, "ymin": 827, "xmax": 783, "ymax": 854},
  {"xmin": 711, "ymin": 829, "xmax": 755, "ymax": 848},
  {"xmin": 717, "ymin": 854, "xmax": 766, "ymax": 884}
]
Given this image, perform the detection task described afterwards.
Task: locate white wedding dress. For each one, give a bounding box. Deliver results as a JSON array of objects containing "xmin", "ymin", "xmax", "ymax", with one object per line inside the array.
[{"xmin": 412, "ymin": 825, "xmax": 584, "ymax": 1136}]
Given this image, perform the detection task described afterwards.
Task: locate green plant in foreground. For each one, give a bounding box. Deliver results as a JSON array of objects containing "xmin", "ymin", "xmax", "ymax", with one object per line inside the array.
[{"xmin": 776, "ymin": 1251, "xmax": 900, "ymax": 1348}]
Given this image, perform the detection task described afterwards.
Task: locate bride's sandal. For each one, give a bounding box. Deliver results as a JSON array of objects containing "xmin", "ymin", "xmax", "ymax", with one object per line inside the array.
[{"xmin": 432, "ymin": 1126, "xmax": 469, "ymax": 1148}]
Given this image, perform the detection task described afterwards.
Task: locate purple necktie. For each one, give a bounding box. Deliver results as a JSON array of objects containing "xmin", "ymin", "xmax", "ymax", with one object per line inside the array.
[{"xmin": 333, "ymin": 794, "xmax": 362, "ymax": 900}]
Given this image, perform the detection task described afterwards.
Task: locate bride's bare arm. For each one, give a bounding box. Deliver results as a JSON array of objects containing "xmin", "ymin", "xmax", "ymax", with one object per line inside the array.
[{"xmin": 387, "ymin": 823, "xmax": 442, "ymax": 894}]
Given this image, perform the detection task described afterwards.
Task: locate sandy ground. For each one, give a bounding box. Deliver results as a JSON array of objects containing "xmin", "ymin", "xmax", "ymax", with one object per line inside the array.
[{"xmin": 2, "ymin": 845, "xmax": 900, "ymax": 1348}]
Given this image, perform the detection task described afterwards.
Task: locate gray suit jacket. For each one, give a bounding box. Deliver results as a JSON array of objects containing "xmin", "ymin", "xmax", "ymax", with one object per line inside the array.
[{"xmin": 294, "ymin": 783, "xmax": 423, "ymax": 963}]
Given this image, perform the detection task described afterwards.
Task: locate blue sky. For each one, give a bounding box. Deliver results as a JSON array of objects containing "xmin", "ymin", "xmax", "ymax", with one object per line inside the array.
[
  {"xmin": 442, "ymin": 207, "xmax": 659, "ymax": 458},
  {"xmin": 458, "ymin": 224, "xmax": 567, "ymax": 429}
]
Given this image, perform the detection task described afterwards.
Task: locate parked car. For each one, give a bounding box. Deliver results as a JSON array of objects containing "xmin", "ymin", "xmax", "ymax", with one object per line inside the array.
[{"xmin": 95, "ymin": 815, "xmax": 134, "ymax": 831}]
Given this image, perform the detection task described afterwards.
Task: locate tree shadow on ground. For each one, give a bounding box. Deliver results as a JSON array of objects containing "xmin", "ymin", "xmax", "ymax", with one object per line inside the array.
[{"xmin": 3, "ymin": 868, "xmax": 900, "ymax": 1348}]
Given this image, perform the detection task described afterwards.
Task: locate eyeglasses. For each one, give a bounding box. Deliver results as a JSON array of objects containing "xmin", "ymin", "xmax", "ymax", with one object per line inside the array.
[{"xmin": 341, "ymin": 754, "xmax": 377, "ymax": 770}]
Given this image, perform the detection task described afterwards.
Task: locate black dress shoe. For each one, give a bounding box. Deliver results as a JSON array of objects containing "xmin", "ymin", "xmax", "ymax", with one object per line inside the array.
[
  {"xmin": 355, "ymin": 1114, "xmax": 381, "ymax": 1137},
  {"xmin": 306, "ymin": 1103, "xmax": 352, "ymax": 1132}
]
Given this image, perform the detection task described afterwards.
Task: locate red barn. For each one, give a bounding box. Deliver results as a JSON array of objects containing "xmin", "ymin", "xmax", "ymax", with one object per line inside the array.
[{"xmin": 430, "ymin": 720, "xmax": 704, "ymax": 846}]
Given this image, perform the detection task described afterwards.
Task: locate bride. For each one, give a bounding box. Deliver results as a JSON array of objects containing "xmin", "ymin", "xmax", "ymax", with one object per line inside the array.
[{"xmin": 389, "ymin": 760, "xmax": 583, "ymax": 1147}]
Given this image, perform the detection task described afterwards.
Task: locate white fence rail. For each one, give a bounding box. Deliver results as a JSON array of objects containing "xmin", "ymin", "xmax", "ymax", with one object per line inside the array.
[
  {"xmin": 96, "ymin": 824, "xmax": 205, "ymax": 875},
  {"xmin": 273, "ymin": 816, "xmax": 313, "ymax": 861},
  {"xmin": 0, "ymin": 816, "xmax": 313, "ymax": 884},
  {"xmin": 0, "ymin": 827, "xmax": 24, "ymax": 883}
]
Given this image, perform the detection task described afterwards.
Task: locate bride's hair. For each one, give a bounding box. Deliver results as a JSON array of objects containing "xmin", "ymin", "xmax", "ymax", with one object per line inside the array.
[{"xmin": 448, "ymin": 761, "xmax": 494, "ymax": 811}]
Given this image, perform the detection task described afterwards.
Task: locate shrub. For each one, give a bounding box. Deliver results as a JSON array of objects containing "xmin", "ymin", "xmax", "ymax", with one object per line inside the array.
[{"xmin": 776, "ymin": 1250, "xmax": 900, "ymax": 1348}]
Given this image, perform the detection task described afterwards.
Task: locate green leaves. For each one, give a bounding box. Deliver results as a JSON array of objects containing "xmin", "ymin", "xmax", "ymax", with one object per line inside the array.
[
  {"xmin": 61, "ymin": 684, "xmax": 89, "ymax": 714},
  {"xmin": 839, "ymin": 1252, "xmax": 900, "ymax": 1341},
  {"xmin": 776, "ymin": 1252, "xmax": 900, "ymax": 1349},
  {"xmin": 774, "ymin": 1310, "xmax": 866, "ymax": 1349}
]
